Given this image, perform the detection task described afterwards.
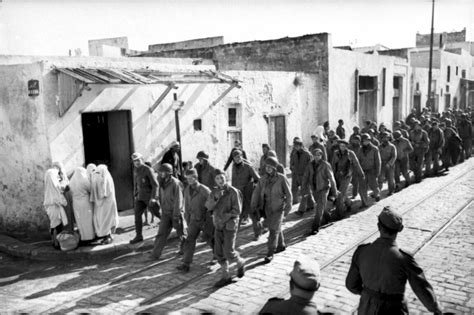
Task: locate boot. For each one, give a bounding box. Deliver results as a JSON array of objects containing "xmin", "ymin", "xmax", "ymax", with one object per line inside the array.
[
  {"xmin": 129, "ymin": 235, "xmax": 143, "ymax": 244},
  {"xmin": 237, "ymin": 259, "xmax": 245, "ymax": 278},
  {"xmin": 214, "ymin": 261, "xmax": 232, "ymax": 287}
]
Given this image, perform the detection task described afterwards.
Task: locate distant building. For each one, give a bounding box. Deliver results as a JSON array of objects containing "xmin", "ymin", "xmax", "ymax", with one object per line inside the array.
[{"xmin": 148, "ymin": 36, "xmax": 224, "ymax": 53}]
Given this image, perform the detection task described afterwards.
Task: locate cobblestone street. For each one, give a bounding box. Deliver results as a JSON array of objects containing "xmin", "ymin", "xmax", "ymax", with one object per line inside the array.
[{"xmin": 1, "ymin": 158, "xmax": 473, "ymax": 314}]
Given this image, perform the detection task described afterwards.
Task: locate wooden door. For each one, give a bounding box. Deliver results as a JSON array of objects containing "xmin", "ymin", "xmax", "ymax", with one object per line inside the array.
[
  {"xmin": 269, "ymin": 116, "xmax": 287, "ymax": 167},
  {"xmin": 358, "ymin": 91, "xmax": 377, "ymax": 126}
]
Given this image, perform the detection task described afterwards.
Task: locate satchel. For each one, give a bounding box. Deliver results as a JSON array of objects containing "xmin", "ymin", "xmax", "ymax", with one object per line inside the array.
[
  {"xmin": 57, "ymin": 231, "xmax": 80, "ymax": 251},
  {"xmin": 149, "ymin": 200, "xmax": 161, "ymax": 218}
]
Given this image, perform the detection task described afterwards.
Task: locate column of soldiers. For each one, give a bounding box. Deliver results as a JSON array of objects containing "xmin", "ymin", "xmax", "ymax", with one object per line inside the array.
[{"xmin": 127, "ymin": 107, "xmax": 472, "ymax": 293}]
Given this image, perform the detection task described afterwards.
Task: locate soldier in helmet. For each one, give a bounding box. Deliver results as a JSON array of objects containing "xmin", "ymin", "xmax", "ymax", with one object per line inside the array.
[
  {"xmin": 259, "ymin": 257, "xmax": 331, "ymax": 314},
  {"xmin": 176, "ymin": 168, "xmax": 211, "ymax": 272},
  {"xmin": 251, "ymin": 156, "xmax": 292, "ymax": 263},
  {"xmin": 346, "ymin": 206, "xmax": 443, "ymax": 315},
  {"xmin": 150, "ymin": 163, "xmax": 187, "ymax": 260},
  {"xmin": 358, "ymin": 133, "xmax": 381, "ymax": 205},
  {"xmin": 409, "ymin": 120, "xmax": 430, "ymax": 183},
  {"xmin": 392, "ymin": 131, "xmax": 413, "ymax": 190},
  {"xmin": 205, "ymin": 169, "xmax": 245, "ymax": 288}
]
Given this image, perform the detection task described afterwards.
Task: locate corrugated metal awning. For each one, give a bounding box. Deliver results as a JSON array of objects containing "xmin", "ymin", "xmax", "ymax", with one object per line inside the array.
[{"xmin": 53, "ymin": 67, "xmax": 240, "ymax": 86}]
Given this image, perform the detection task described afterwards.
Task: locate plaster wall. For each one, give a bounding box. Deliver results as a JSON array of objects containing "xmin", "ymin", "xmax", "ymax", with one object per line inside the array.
[{"xmin": 328, "ymin": 48, "xmax": 409, "ymax": 131}]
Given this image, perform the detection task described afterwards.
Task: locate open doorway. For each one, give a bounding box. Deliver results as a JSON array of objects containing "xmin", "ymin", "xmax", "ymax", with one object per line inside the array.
[
  {"xmin": 269, "ymin": 115, "xmax": 287, "ymax": 167},
  {"xmin": 392, "ymin": 76, "xmax": 403, "ymax": 124},
  {"xmin": 82, "ymin": 110, "xmax": 134, "ymax": 210},
  {"xmin": 358, "ymin": 75, "xmax": 378, "ymax": 126}
]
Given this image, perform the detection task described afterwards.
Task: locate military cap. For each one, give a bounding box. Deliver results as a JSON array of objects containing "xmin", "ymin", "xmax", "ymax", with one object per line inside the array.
[
  {"xmin": 262, "ymin": 143, "xmax": 270, "ymax": 149},
  {"xmin": 353, "ymin": 125, "xmax": 360, "ymax": 130},
  {"xmin": 290, "ymin": 257, "xmax": 321, "ymax": 291},
  {"xmin": 312, "ymin": 148, "xmax": 323, "ymax": 155},
  {"xmin": 394, "ymin": 121, "xmax": 401, "ymax": 127},
  {"xmin": 214, "ymin": 169, "xmax": 226, "ymax": 177},
  {"xmin": 293, "ymin": 137, "xmax": 303, "ymax": 145},
  {"xmin": 413, "ymin": 119, "xmax": 421, "ymax": 125},
  {"xmin": 267, "ymin": 150, "xmax": 277, "ymax": 158},
  {"xmin": 311, "ymin": 134, "xmax": 318, "ymax": 139},
  {"xmin": 158, "ymin": 163, "xmax": 173, "ymax": 173},
  {"xmin": 393, "ymin": 130, "xmax": 402, "ymax": 138},
  {"xmin": 185, "ymin": 168, "xmax": 198, "ymax": 177},
  {"xmin": 352, "ymin": 135, "xmax": 361, "ymax": 142},
  {"xmin": 131, "ymin": 152, "xmax": 143, "ymax": 161},
  {"xmin": 380, "ymin": 131, "xmax": 390, "ymax": 138},
  {"xmin": 196, "ymin": 151, "xmax": 209, "ymax": 159},
  {"xmin": 170, "ymin": 140, "xmax": 180, "ymax": 147},
  {"xmin": 368, "ymin": 128, "xmax": 376, "ymax": 134},
  {"xmin": 232, "ymin": 149, "xmax": 243, "ymax": 157},
  {"xmin": 361, "ymin": 133, "xmax": 371, "ymax": 141},
  {"xmin": 338, "ymin": 140, "xmax": 349, "ymax": 145},
  {"xmin": 378, "ymin": 206, "xmax": 404, "ymax": 232},
  {"xmin": 265, "ymin": 157, "xmax": 279, "ymax": 169}
]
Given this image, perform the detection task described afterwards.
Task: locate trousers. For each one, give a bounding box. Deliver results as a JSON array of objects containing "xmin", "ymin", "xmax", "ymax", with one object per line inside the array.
[{"xmin": 151, "ymin": 212, "xmax": 187, "ymax": 259}]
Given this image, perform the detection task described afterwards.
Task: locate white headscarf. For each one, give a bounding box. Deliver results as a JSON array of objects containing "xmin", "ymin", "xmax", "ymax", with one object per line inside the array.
[
  {"xmin": 314, "ymin": 126, "xmax": 327, "ymax": 144},
  {"xmin": 52, "ymin": 161, "xmax": 69, "ymax": 188},
  {"xmin": 43, "ymin": 168, "xmax": 67, "ymax": 207},
  {"xmin": 86, "ymin": 163, "xmax": 97, "ymax": 181},
  {"xmin": 90, "ymin": 164, "xmax": 115, "ymax": 202}
]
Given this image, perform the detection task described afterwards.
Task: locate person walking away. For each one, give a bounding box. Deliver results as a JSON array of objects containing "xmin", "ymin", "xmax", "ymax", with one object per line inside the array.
[
  {"xmin": 176, "ymin": 168, "xmax": 211, "ymax": 272},
  {"xmin": 392, "ymin": 131, "xmax": 413, "ymax": 191},
  {"xmin": 43, "ymin": 168, "xmax": 69, "ymax": 249},
  {"xmin": 291, "ymin": 138, "xmax": 315, "ymax": 215},
  {"xmin": 251, "ymin": 157, "xmax": 292, "ymax": 263},
  {"xmin": 378, "ymin": 132, "xmax": 397, "ymax": 196},
  {"xmin": 205, "ymin": 169, "xmax": 245, "ymax": 288},
  {"xmin": 231, "ymin": 150, "xmax": 261, "ymax": 239},
  {"xmin": 150, "ymin": 163, "xmax": 187, "ymax": 260},
  {"xmin": 302, "ymin": 148, "xmax": 338, "ymax": 235},
  {"xmin": 346, "ymin": 206, "xmax": 443, "ymax": 315},
  {"xmin": 358, "ymin": 134, "xmax": 381, "ymax": 205},
  {"xmin": 336, "ymin": 119, "xmax": 346, "ymax": 139},
  {"xmin": 349, "ymin": 125, "xmax": 361, "ymax": 144},
  {"xmin": 409, "ymin": 120, "xmax": 430, "ymax": 183},
  {"xmin": 332, "ymin": 140, "xmax": 364, "ymax": 219},
  {"xmin": 161, "ymin": 141, "xmax": 182, "ymax": 179},
  {"xmin": 443, "ymin": 119, "xmax": 462, "ymax": 168},
  {"xmin": 349, "ymin": 135, "xmax": 363, "ymax": 199},
  {"xmin": 130, "ymin": 153, "xmax": 159, "ymax": 244},
  {"xmin": 69, "ymin": 167, "xmax": 95, "ymax": 242},
  {"xmin": 90, "ymin": 165, "xmax": 119, "ymax": 244},
  {"xmin": 425, "ymin": 121, "xmax": 444, "ymax": 177}
]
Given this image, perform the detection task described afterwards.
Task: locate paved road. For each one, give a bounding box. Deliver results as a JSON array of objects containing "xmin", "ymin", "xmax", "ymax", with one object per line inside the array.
[{"xmin": 0, "ymin": 158, "xmax": 472, "ymax": 314}]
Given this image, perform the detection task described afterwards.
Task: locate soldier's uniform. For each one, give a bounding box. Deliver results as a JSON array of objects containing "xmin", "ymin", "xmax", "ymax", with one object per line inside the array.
[
  {"xmin": 358, "ymin": 134, "xmax": 381, "ymax": 204},
  {"xmin": 290, "ymin": 138, "xmax": 315, "ymax": 213},
  {"xmin": 426, "ymin": 123, "xmax": 445, "ymax": 177},
  {"xmin": 346, "ymin": 207, "xmax": 442, "ymax": 315},
  {"xmin": 392, "ymin": 131, "xmax": 413, "ymax": 189},
  {"xmin": 378, "ymin": 132, "xmax": 397, "ymax": 195},
  {"xmin": 409, "ymin": 122, "xmax": 430, "ymax": 182}
]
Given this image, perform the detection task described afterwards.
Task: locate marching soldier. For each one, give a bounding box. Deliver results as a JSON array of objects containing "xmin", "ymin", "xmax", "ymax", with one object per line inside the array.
[
  {"xmin": 231, "ymin": 150, "xmax": 261, "ymax": 239},
  {"xmin": 150, "ymin": 163, "xmax": 187, "ymax": 260},
  {"xmin": 378, "ymin": 132, "xmax": 397, "ymax": 196},
  {"xmin": 309, "ymin": 135, "xmax": 328, "ymax": 161},
  {"xmin": 291, "ymin": 138, "xmax": 315, "ymax": 214},
  {"xmin": 457, "ymin": 114, "xmax": 472, "ymax": 161},
  {"xmin": 205, "ymin": 169, "xmax": 245, "ymax": 288},
  {"xmin": 426, "ymin": 121, "xmax": 445, "ymax": 177},
  {"xmin": 259, "ymin": 144, "xmax": 272, "ymax": 176},
  {"xmin": 349, "ymin": 135, "xmax": 363, "ymax": 199},
  {"xmin": 358, "ymin": 134, "xmax": 381, "ymax": 205},
  {"xmin": 332, "ymin": 140, "xmax": 364, "ymax": 218},
  {"xmin": 392, "ymin": 131, "xmax": 413, "ymax": 190},
  {"xmin": 176, "ymin": 169, "xmax": 211, "ymax": 272},
  {"xmin": 302, "ymin": 148, "xmax": 338, "ymax": 235},
  {"xmin": 251, "ymin": 157, "xmax": 292, "ymax": 263},
  {"xmin": 409, "ymin": 120, "xmax": 430, "ymax": 183},
  {"xmin": 129, "ymin": 153, "xmax": 159, "ymax": 245},
  {"xmin": 346, "ymin": 206, "xmax": 443, "ymax": 315}
]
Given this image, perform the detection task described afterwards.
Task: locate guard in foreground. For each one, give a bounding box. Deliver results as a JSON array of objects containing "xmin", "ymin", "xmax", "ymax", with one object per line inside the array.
[{"xmin": 345, "ymin": 206, "xmax": 443, "ymax": 314}]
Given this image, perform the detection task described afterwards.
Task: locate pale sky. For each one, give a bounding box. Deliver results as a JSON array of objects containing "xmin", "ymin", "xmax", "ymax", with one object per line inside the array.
[{"xmin": 0, "ymin": 0, "xmax": 473, "ymax": 56}]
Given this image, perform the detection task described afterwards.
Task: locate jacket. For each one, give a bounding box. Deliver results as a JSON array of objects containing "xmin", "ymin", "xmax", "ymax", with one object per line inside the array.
[
  {"xmin": 393, "ymin": 137, "xmax": 413, "ymax": 161},
  {"xmin": 359, "ymin": 143, "xmax": 381, "ymax": 175},
  {"xmin": 428, "ymin": 128, "xmax": 445, "ymax": 150},
  {"xmin": 379, "ymin": 142, "xmax": 397, "ymax": 165},
  {"xmin": 251, "ymin": 173, "xmax": 292, "ymax": 216},
  {"xmin": 159, "ymin": 176, "xmax": 184, "ymax": 217},
  {"xmin": 184, "ymin": 183, "xmax": 211, "ymax": 223},
  {"xmin": 332, "ymin": 149, "xmax": 364, "ymax": 179},
  {"xmin": 409, "ymin": 129, "xmax": 430, "ymax": 153},
  {"xmin": 457, "ymin": 120, "xmax": 472, "ymax": 140},
  {"xmin": 302, "ymin": 160, "xmax": 337, "ymax": 194},
  {"xmin": 195, "ymin": 160, "xmax": 217, "ymax": 189},
  {"xmin": 346, "ymin": 237, "xmax": 442, "ymax": 314},
  {"xmin": 290, "ymin": 148, "xmax": 313, "ymax": 177},
  {"xmin": 231, "ymin": 161, "xmax": 260, "ymax": 190},
  {"xmin": 205, "ymin": 184, "xmax": 242, "ymax": 231},
  {"xmin": 134, "ymin": 164, "xmax": 158, "ymax": 202}
]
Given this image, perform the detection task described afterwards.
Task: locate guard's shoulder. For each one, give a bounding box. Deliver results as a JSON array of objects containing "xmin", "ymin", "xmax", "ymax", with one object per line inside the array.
[
  {"xmin": 399, "ymin": 248, "xmax": 415, "ymax": 258},
  {"xmin": 268, "ymin": 297, "xmax": 284, "ymax": 302},
  {"xmin": 355, "ymin": 243, "xmax": 371, "ymax": 252}
]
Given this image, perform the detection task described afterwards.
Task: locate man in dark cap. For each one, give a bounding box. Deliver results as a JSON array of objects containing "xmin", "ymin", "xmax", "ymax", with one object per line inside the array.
[
  {"xmin": 150, "ymin": 163, "xmax": 187, "ymax": 260},
  {"xmin": 176, "ymin": 168, "xmax": 211, "ymax": 272},
  {"xmin": 205, "ymin": 169, "xmax": 245, "ymax": 287},
  {"xmin": 378, "ymin": 132, "xmax": 397, "ymax": 196},
  {"xmin": 251, "ymin": 156, "xmax": 292, "ymax": 263},
  {"xmin": 302, "ymin": 148, "xmax": 338, "ymax": 235},
  {"xmin": 224, "ymin": 140, "xmax": 248, "ymax": 171},
  {"xmin": 231, "ymin": 149, "xmax": 261, "ymax": 239},
  {"xmin": 308, "ymin": 135, "xmax": 327, "ymax": 162},
  {"xmin": 346, "ymin": 206, "xmax": 443, "ymax": 315},
  {"xmin": 393, "ymin": 131, "xmax": 413, "ymax": 190},
  {"xmin": 409, "ymin": 120, "xmax": 430, "ymax": 183},
  {"xmin": 259, "ymin": 144, "xmax": 272, "ymax": 176},
  {"xmin": 336, "ymin": 119, "xmax": 346, "ymax": 139},
  {"xmin": 332, "ymin": 139, "xmax": 364, "ymax": 218},
  {"xmin": 130, "ymin": 153, "xmax": 159, "ymax": 244},
  {"xmin": 291, "ymin": 137, "xmax": 315, "ymax": 214},
  {"xmin": 259, "ymin": 257, "xmax": 327, "ymax": 314}
]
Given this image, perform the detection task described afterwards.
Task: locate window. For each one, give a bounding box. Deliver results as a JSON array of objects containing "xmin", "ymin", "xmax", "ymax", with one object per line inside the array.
[
  {"xmin": 447, "ymin": 66, "xmax": 451, "ymax": 82},
  {"xmin": 462, "ymin": 69, "xmax": 466, "ymax": 79},
  {"xmin": 456, "ymin": 66, "xmax": 459, "ymax": 76},
  {"xmin": 228, "ymin": 108, "xmax": 237, "ymax": 127},
  {"xmin": 382, "ymin": 68, "xmax": 386, "ymax": 106},
  {"xmin": 416, "ymin": 82, "xmax": 420, "ymax": 91},
  {"xmin": 446, "ymin": 85, "xmax": 449, "ymax": 93},
  {"xmin": 193, "ymin": 119, "xmax": 202, "ymax": 131},
  {"xmin": 359, "ymin": 76, "xmax": 377, "ymax": 90}
]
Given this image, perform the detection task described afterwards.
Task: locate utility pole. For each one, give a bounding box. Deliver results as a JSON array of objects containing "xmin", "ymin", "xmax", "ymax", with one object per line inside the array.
[
  {"xmin": 172, "ymin": 93, "xmax": 184, "ymax": 177},
  {"xmin": 427, "ymin": 0, "xmax": 435, "ymax": 112}
]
